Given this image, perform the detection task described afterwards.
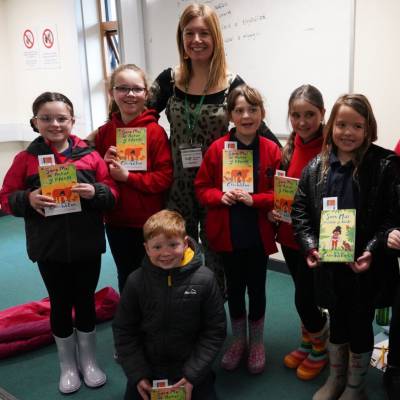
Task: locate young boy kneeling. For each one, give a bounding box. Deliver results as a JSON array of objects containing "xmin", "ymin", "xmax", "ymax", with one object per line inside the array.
[{"xmin": 113, "ymin": 210, "xmax": 226, "ymax": 400}]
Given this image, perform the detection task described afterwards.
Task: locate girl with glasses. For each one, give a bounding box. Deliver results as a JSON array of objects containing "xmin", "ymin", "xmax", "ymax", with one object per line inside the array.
[
  {"xmin": 0, "ymin": 91, "xmax": 118, "ymax": 394},
  {"xmin": 91, "ymin": 63, "xmax": 173, "ymax": 293}
]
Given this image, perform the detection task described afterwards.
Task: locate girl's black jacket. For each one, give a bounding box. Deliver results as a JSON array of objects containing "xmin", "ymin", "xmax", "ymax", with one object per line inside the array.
[
  {"xmin": 291, "ymin": 144, "xmax": 400, "ymax": 309},
  {"xmin": 0, "ymin": 135, "xmax": 117, "ymax": 263},
  {"xmin": 112, "ymin": 239, "xmax": 226, "ymax": 386}
]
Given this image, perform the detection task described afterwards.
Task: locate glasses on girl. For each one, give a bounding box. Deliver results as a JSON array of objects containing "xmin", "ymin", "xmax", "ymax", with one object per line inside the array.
[
  {"xmin": 34, "ymin": 116, "xmax": 73, "ymax": 124},
  {"xmin": 113, "ymin": 86, "xmax": 146, "ymax": 95}
]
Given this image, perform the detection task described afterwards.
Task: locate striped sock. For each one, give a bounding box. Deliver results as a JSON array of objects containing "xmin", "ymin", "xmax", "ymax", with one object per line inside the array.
[
  {"xmin": 284, "ymin": 326, "xmax": 312, "ymax": 369},
  {"xmin": 296, "ymin": 331, "xmax": 328, "ymax": 380}
]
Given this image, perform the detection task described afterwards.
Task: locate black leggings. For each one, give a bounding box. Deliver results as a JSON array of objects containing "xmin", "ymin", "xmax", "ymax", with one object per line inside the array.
[
  {"xmin": 329, "ymin": 268, "xmax": 375, "ymax": 353},
  {"xmin": 37, "ymin": 256, "xmax": 101, "ymax": 338},
  {"xmin": 388, "ymin": 282, "xmax": 400, "ymax": 366},
  {"xmin": 220, "ymin": 247, "xmax": 268, "ymax": 321},
  {"xmin": 281, "ymin": 245, "xmax": 326, "ymax": 333},
  {"xmin": 105, "ymin": 225, "xmax": 145, "ymax": 293}
]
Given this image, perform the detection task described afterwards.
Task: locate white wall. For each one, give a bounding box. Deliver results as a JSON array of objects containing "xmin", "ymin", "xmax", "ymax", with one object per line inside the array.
[
  {"xmin": 353, "ymin": 0, "xmax": 400, "ymax": 150},
  {"xmin": 117, "ymin": 0, "xmax": 146, "ymax": 69},
  {"xmin": 0, "ymin": 1, "xmax": 22, "ymax": 185},
  {"xmin": 80, "ymin": 0, "xmax": 109, "ymax": 130},
  {"xmin": 0, "ymin": 0, "xmax": 11, "ymax": 129},
  {"xmin": 3, "ymin": 0, "xmax": 88, "ymax": 141},
  {"xmin": 0, "ymin": 0, "xmax": 107, "ymax": 184}
]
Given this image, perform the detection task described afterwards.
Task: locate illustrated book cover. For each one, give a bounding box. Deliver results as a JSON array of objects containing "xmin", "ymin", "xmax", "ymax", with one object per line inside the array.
[
  {"xmin": 318, "ymin": 209, "xmax": 356, "ymax": 262},
  {"xmin": 38, "ymin": 163, "xmax": 81, "ymax": 217},
  {"xmin": 274, "ymin": 175, "xmax": 299, "ymax": 223},
  {"xmin": 116, "ymin": 127, "xmax": 147, "ymax": 171},
  {"xmin": 151, "ymin": 379, "xmax": 185, "ymax": 400},
  {"xmin": 222, "ymin": 149, "xmax": 253, "ymax": 192}
]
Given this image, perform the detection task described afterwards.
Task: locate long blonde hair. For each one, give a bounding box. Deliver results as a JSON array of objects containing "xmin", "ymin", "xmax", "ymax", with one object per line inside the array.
[{"xmin": 176, "ymin": 3, "xmax": 227, "ymax": 89}]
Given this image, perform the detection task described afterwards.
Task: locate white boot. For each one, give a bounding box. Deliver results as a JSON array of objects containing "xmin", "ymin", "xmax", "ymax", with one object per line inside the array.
[
  {"xmin": 338, "ymin": 351, "xmax": 371, "ymax": 400},
  {"xmin": 76, "ymin": 329, "xmax": 107, "ymax": 388},
  {"xmin": 54, "ymin": 332, "xmax": 81, "ymax": 394},
  {"xmin": 313, "ymin": 342, "xmax": 349, "ymax": 400}
]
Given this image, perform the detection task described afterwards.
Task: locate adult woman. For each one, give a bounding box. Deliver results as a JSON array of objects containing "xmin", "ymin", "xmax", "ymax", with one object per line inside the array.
[{"xmin": 148, "ymin": 3, "xmax": 279, "ymax": 283}]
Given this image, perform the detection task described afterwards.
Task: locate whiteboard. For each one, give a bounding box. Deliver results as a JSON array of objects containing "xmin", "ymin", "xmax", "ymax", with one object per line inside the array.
[{"xmin": 142, "ymin": 0, "xmax": 354, "ymax": 136}]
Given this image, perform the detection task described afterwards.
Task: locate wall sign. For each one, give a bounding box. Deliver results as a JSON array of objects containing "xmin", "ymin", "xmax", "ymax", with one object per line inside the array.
[
  {"xmin": 23, "ymin": 29, "xmax": 34, "ymax": 49},
  {"xmin": 22, "ymin": 25, "xmax": 60, "ymax": 69}
]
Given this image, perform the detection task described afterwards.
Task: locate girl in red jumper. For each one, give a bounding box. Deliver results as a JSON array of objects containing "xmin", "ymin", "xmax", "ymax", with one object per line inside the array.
[
  {"xmin": 195, "ymin": 84, "xmax": 281, "ymax": 374},
  {"xmin": 269, "ymin": 85, "xmax": 328, "ymax": 380},
  {"xmin": 91, "ymin": 64, "xmax": 173, "ymax": 293}
]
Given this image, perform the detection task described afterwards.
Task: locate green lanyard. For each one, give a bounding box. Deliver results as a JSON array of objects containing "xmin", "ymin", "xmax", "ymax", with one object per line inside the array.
[{"xmin": 184, "ymin": 89, "xmax": 206, "ymax": 141}]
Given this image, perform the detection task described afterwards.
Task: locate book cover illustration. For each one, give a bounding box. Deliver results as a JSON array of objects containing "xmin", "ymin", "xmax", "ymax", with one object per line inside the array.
[
  {"xmin": 116, "ymin": 127, "xmax": 147, "ymax": 171},
  {"xmin": 151, "ymin": 379, "xmax": 185, "ymax": 400},
  {"xmin": 318, "ymin": 209, "xmax": 356, "ymax": 262},
  {"xmin": 222, "ymin": 149, "xmax": 253, "ymax": 193},
  {"xmin": 38, "ymin": 163, "xmax": 81, "ymax": 217},
  {"xmin": 274, "ymin": 175, "xmax": 299, "ymax": 223}
]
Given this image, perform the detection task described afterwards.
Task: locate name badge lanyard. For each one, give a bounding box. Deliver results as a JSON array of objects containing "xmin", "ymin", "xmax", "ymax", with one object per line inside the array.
[{"xmin": 184, "ymin": 91, "xmax": 206, "ymax": 146}]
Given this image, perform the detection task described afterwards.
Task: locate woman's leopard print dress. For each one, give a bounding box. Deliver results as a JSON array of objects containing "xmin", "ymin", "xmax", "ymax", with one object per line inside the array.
[{"xmin": 149, "ymin": 68, "xmax": 243, "ymax": 291}]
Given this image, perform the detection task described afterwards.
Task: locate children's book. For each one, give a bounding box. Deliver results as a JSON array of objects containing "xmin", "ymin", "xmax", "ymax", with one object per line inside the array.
[
  {"xmin": 318, "ymin": 209, "xmax": 356, "ymax": 262},
  {"xmin": 151, "ymin": 379, "xmax": 185, "ymax": 400},
  {"xmin": 116, "ymin": 127, "xmax": 147, "ymax": 171},
  {"xmin": 222, "ymin": 149, "xmax": 253, "ymax": 192},
  {"xmin": 274, "ymin": 175, "xmax": 299, "ymax": 223},
  {"xmin": 38, "ymin": 164, "xmax": 81, "ymax": 217}
]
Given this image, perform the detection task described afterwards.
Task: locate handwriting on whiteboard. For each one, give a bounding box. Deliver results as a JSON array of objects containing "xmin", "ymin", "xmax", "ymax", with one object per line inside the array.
[{"xmin": 177, "ymin": 0, "xmax": 267, "ymax": 46}]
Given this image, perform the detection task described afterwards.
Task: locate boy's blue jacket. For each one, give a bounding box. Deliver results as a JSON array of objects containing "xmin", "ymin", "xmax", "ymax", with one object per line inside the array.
[{"xmin": 112, "ymin": 238, "xmax": 226, "ymax": 386}]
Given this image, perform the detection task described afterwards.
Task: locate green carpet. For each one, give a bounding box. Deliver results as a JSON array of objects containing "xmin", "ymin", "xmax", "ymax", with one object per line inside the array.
[{"xmin": 0, "ymin": 216, "xmax": 386, "ymax": 399}]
